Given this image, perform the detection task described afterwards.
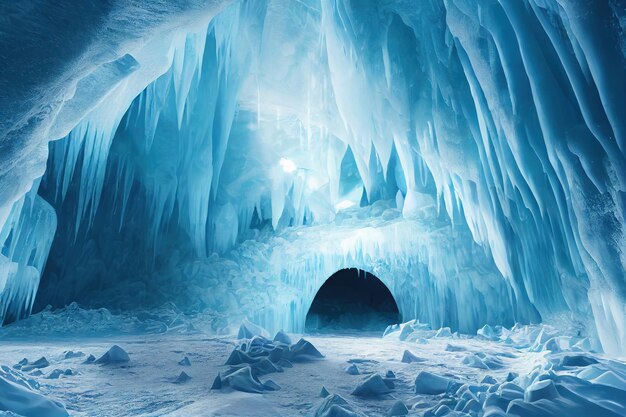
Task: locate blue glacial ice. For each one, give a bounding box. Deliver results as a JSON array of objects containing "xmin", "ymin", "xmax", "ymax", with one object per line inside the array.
[{"xmin": 0, "ymin": 0, "xmax": 625, "ymax": 359}]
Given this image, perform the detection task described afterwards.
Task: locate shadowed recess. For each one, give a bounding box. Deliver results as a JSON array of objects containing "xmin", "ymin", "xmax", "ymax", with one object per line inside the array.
[{"xmin": 305, "ymin": 268, "xmax": 400, "ymax": 333}]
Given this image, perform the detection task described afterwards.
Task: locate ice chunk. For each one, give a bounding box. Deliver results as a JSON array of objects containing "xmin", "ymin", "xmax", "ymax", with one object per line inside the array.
[
  {"xmin": 237, "ymin": 319, "xmax": 270, "ymax": 339},
  {"xmin": 401, "ymin": 350, "xmax": 424, "ymax": 364},
  {"xmin": 178, "ymin": 356, "xmax": 191, "ymax": 366},
  {"xmin": 273, "ymin": 330, "xmax": 292, "ymax": 345},
  {"xmin": 95, "ymin": 345, "xmax": 130, "ymax": 365},
  {"xmin": 210, "ymin": 373, "xmax": 222, "ymax": 390},
  {"xmin": 175, "ymin": 371, "xmax": 191, "ymax": 384},
  {"xmin": 223, "ymin": 366, "xmax": 265, "ymax": 394},
  {"xmin": 320, "ymin": 386, "xmax": 330, "ymax": 398},
  {"xmin": 288, "ymin": 338, "xmax": 324, "ymax": 362},
  {"xmin": 434, "ymin": 327, "xmax": 452, "ymax": 338},
  {"xmin": 481, "ymin": 375, "xmax": 497, "ymax": 384},
  {"xmin": 524, "ymin": 379, "xmax": 559, "ymax": 402},
  {"xmin": 19, "ymin": 357, "xmax": 49, "ymax": 373},
  {"xmin": 314, "ymin": 394, "xmax": 366, "ymax": 417},
  {"xmin": 63, "ymin": 351, "xmax": 84, "ymax": 360},
  {"xmin": 225, "ymin": 349, "xmax": 259, "ymax": 366},
  {"xmin": 388, "ymin": 400, "xmax": 408, "ymax": 416},
  {"xmin": 351, "ymin": 374, "xmax": 393, "ymax": 397},
  {"xmin": 345, "ymin": 364, "xmax": 360, "ymax": 375},
  {"xmin": 414, "ymin": 371, "xmax": 456, "ymax": 395},
  {"xmin": 262, "ymin": 379, "xmax": 281, "ymax": 391}
]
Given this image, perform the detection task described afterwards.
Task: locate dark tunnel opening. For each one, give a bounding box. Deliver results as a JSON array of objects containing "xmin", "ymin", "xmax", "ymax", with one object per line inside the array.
[{"xmin": 305, "ymin": 268, "xmax": 400, "ymax": 333}]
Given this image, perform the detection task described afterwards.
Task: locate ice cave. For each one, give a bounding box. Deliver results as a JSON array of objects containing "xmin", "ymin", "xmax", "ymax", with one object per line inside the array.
[{"xmin": 0, "ymin": 0, "xmax": 625, "ymax": 416}]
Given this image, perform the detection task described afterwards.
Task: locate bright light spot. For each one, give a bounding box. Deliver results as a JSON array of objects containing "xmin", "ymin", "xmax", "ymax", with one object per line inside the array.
[
  {"xmin": 307, "ymin": 177, "xmax": 320, "ymax": 190},
  {"xmin": 279, "ymin": 157, "xmax": 297, "ymax": 173},
  {"xmin": 335, "ymin": 200, "xmax": 356, "ymax": 211}
]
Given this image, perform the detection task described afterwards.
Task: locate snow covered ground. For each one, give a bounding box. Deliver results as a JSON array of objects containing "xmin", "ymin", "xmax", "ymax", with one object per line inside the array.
[{"xmin": 1, "ymin": 313, "xmax": 625, "ymax": 417}]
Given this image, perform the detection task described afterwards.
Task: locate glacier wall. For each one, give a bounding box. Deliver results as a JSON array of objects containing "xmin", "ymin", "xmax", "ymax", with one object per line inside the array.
[{"xmin": 0, "ymin": 0, "xmax": 624, "ymax": 353}]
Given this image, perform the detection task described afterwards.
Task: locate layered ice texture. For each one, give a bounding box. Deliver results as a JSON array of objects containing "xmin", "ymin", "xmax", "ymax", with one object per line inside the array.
[{"xmin": 1, "ymin": 0, "xmax": 625, "ymax": 353}]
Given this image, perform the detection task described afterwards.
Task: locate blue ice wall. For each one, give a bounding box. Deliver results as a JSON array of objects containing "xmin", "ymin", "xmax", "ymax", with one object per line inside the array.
[{"xmin": 0, "ymin": 0, "xmax": 624, "ymax": 353}]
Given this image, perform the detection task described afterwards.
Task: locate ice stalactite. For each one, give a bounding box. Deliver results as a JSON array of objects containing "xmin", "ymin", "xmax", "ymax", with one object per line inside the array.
[
  {"xmin": 0, "ymin": 179, "xmax": 56, "ymax": 324},
  {"xmin": 0, "ymin": 0, "xmax": 624, "ymax": 354}
]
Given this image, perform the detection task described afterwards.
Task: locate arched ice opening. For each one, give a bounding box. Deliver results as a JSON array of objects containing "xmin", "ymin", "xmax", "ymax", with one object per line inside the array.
[{"xmin": 304, "ymin": 268, "xmax": 400, "ymax": 333}]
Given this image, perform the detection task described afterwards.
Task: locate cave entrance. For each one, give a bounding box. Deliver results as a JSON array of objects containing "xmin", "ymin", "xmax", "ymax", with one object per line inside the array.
[{"xmin": 305, "ymin": 268, "xmax": 400, "ymax": 333}]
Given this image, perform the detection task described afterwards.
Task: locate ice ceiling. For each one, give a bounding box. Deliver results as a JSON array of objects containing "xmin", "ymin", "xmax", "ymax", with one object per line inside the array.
[{"xmin": 0, "ymin": 0, "xmax": 625, "ymax": 354}]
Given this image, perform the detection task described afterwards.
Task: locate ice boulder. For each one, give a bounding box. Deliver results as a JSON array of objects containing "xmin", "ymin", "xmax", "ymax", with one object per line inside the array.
[
  {"xmin": 401, "ymin": 350, "xmax": 424, "ymax": 364},
  {"xmin": 273, "ymin": 330, "xmax": 292, "ymax": 345},
  {"xmin": 223, "ymin": 366, "xmax": 265, "ymax": 393},
  {"xmin": 95, "ymin": 345, "xmax": 130, "ymax": 365},
  {"xmin": 45, "ymin": 369, "xmax": 73, "ymax": 380},
  {"xmin": 237, "ymin": 319, "xmax": 269, "ymax": 339},
  {"xmin": 388, "ymin": 400, "xmax": 408, "ymax": 416},
  {"xmin": 315, "ymin": 394, "xmax": 366, "ymax": 417},
  {"xmin": 175, "ymin": 371, "xmax": 191, "ymax": 384},
  {"xmin": 320, "ymin": 386, "xmax": 330, "ymax": 398},
  {"xmin": 351, "ymin": 374, "xmax": 393, "ymax": 397},
  {"xmin": 345, "ymin": 364, "xmax": 360, "ymax": 375},
  {"xmin": 434, "ymin": 327, "xmax": 452, "ymax": 338},
  {"xmin": 62, "ymin": 351, "xmax": 84, "ymax": 360},
  {"xmin": 414, "ymin": 371, "xmax": 458, "ymax": 395},
  {"xmin": 178, "ymin": 356, "xmax": 191, "ymax": 366},
  {"xmin": 262, "ymin": 379, "xmax": 281, "ymax": 391},
  {"xmin": 524, "ymin": 379, "xmax": 559, "ymax": 402},
  {"xmin": 225, "ymin": 349, "xmax": 258, "ymax": 366},
  {"xmin": 16, "ymin": 357, "xmax": 49, "ymax": 373},
  {"xmin": 210, "ymin": 373, "xmax": 222, "ymax": 390},
  {"xmin": 477, "ymin": 324, "xmax": 498, "ymax": 340},
  {"xmin": 481, "ymin": 375, "xmax": 497, "ymax": 384},
  {"xmin": 383, "ymin": 323, "xmax": 400, "ymax": 338},
  {"xmin": 288, "ymin": 338, "xmax": 324, "ymax": 362}
]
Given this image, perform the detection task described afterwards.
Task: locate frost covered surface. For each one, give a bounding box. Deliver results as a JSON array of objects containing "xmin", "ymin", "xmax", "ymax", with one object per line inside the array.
[
  {"xmin": 0, "ymin": 0, "xmax": 625, "ymax": 357},
  {"xmin": 0, "ymin": 319, "xmax": 626, "ymax": 416}
]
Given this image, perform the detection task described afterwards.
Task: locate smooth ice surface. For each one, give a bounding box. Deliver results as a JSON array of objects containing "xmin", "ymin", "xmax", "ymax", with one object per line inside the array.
[{"xmin": 0, "ymin": 0, "xmax": 625, "ymax": 356}]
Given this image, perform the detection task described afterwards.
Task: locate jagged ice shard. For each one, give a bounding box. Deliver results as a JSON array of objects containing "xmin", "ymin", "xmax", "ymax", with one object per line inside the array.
[{"xmin": 0, "ymin": 1, "xmax": 625, "ymax": 416}]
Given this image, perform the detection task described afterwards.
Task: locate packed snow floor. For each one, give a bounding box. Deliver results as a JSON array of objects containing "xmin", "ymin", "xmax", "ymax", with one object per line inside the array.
[{"xmin": 1, "ymin": 319, "xmax": 626, "ymax": 416}]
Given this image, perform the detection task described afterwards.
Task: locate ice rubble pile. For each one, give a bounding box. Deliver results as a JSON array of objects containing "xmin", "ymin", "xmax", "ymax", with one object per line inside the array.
[
  {"xmin": 314, "ymin": 321, "xmax": 626, "ymax": 417},
  {"xmin": 385, "ymin": 319, "xmax": 599, "ymax": 353},
  {"xmin": 0, "ymin": 0, "xmax": 625, "ymax": 354},
  {"xmin": 0, "ymin": 301, "xmax": 226, "ymax": 338},
  {"xmin": 405, "ymin": 351, "xmax": 626, "ymax": 417},
  {"xmin": 32, "ymin": 201, "xmax": 538, "ymax": 334},
  {"xmin": 211, "ymin": 321, "xmax": 323, "ymax": 394}
]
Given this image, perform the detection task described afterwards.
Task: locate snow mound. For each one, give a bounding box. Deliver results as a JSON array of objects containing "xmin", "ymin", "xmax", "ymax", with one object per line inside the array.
[{"xmin": 0, "ymin": 368, "xmax": 68, "ymax": 417}]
